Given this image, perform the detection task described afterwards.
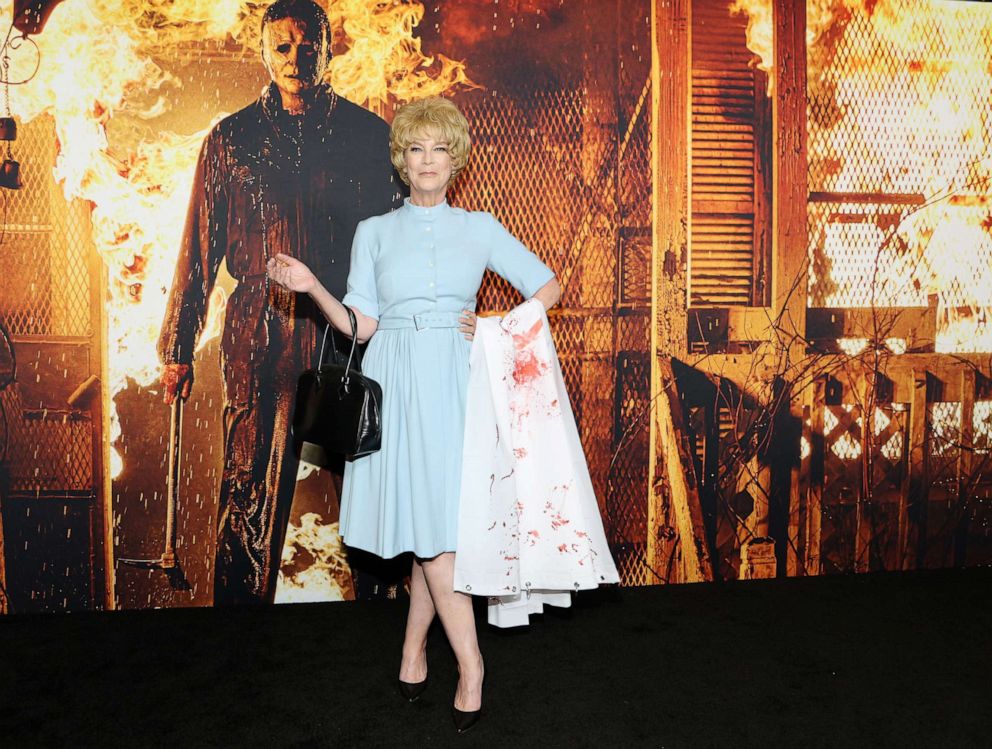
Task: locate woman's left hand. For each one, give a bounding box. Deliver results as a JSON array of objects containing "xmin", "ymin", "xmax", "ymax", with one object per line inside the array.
[
  {"xmin": 459, "ymin": 309, "xmax": 477, "ymax": 340},
  {"xmin": 266, "ymin": 253, "xmax": 318, "ymax": 294}
]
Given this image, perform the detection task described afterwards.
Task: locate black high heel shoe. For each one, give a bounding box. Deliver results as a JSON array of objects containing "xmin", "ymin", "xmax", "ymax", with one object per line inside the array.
[
  {"xmin": 451, "ymin": 664, "xmax": 484, "ymax": 733},
  {"xmin": 452, "ymin": 705, "xmax": 482, "ymax": 733},
  {"xmin": 398, "ymin": 677, "xmax": 428, "ymax": 702}
]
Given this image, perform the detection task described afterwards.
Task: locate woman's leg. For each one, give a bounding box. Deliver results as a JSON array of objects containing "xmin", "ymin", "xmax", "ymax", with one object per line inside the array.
[
  {"xmin": 421, "ymin": 552, "xmax": 484, "ymax": 711},
  {"xmin": 399, "ymin": 557, "xmax": 434, "ymax": 683}
]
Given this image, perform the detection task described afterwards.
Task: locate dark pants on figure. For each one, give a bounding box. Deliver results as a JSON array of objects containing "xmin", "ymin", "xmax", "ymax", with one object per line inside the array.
[{"xmin": 212, "ymin": 286, "xmax": 306, "ymax": 606}]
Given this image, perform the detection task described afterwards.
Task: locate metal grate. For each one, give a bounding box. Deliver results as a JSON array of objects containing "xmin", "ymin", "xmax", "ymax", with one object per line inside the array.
[
  {"xmin": 1, "ymin": 391, "xmax": 93, "ymax": 493},
  {"xmin": 455, "ymin": 89, "xmax": 613, "ymax": 438},
  {"xmin": 806, "ymin": 1, "xmax": 992, "ymax": 352},
  {"xmin": 452, "ymin": 8, "xmax": 654, "ymax": 585},
  {"xmin": 607, "ymin": 351, "xmax": 651, "ymax": 585},
  {"xmin": 0, "ymin": 114, "xmax": 95, "ymax": 498},
  {"xmin": 0, "ymin": 116, "xmax": 92, "ymax": 338},
  {"xmin": 455, "ymin": 87, "xmax": 585, "ymax": 312}
]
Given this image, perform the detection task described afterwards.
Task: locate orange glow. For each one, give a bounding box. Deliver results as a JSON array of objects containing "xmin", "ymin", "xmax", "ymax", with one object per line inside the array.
[
  {"xmin": 730, "ymin": 0, "xmax": 773, "ymax": 87},
  {"xmin": 5, "ymin": 0, "xmax": 470, "ymax": 480},
  {"xmin": 732, "ymin": 0, "xmax": 992, "ymax": 353},
  {"xmin": 327, "ymin": 0, "xmax": 476, "ymax": 115},
  {"xmin": 275, "ymin": 512, "xmax": 350, "ymax": 603}
]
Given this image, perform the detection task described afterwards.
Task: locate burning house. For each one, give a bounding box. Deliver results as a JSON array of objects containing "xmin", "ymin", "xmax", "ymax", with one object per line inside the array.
[{"xmin": 0, "ymin": 0, "xmax": 989, "ymax": 614}]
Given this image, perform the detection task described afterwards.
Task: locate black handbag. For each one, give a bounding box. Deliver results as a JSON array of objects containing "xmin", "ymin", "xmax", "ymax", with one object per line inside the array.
[{"xmin": 293, "ymin": 306, "xmax": 383, "ymax": 459}]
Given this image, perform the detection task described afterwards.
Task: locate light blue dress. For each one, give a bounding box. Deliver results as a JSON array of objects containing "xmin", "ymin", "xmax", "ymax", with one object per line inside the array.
[{"xmin": 339, "ymin": 199, "xmax": 554, "ymax": 559}]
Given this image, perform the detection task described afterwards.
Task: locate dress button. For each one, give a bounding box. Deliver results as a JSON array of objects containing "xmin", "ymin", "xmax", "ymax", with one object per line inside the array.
[
  {"xmin": 426, "ymin": 226, "xmax": 432, "ymax": 232},
  {"xmin": 428, "ymin": 282, "xmax": 435, "ymax": 288},
  {"xmin": 428, "ymin": 261, "xmax": 434, "ymax": 267}
]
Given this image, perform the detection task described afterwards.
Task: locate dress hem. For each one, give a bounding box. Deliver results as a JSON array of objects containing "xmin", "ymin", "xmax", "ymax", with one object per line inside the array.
[{"xmin": 341, "ymin": 534, "xmax": 456, "ymax": 561}]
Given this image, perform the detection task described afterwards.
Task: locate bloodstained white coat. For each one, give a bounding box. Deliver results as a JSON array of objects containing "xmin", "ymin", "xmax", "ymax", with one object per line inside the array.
[{"xmin": 454, "ymin": 300, "xmax": 620, "ymax": 627}]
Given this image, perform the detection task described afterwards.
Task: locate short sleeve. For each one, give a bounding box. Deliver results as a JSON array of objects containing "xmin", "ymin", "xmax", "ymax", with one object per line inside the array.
[
  {"xmin": 342, "ymin": 219, "xmax": 380, "ymax": 319},
  {"xmin": 484, "ymin": 214, "xmax": 555, "ymax": 298}
]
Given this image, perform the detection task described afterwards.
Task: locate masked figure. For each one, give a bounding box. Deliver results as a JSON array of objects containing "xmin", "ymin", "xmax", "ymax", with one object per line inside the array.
[{"xmin": 157, "ymin": 0, "xmax": 401, "ymax": 604}]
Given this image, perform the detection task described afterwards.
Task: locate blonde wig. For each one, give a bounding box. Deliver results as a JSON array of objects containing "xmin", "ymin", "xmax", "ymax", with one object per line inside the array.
[{"xmin": 390, "ymin": 97, "xmax": 471, "ymax": 184}]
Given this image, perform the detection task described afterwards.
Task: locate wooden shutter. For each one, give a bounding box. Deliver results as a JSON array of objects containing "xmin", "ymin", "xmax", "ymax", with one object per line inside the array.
[{"xmin": 689, "ymin": 0, "xmax": 771, "ymax": 307}]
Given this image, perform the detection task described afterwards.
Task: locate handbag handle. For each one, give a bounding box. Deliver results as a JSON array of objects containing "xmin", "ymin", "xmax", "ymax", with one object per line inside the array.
[{"xmin": 316, "ymin": 305, "xmax": 360, "ymax": 389}]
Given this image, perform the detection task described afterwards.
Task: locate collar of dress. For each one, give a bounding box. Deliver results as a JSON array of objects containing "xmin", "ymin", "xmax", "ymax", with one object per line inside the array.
[{"xmin": 402, "ymin": 197, "xmax": 450, "ymax": 220}]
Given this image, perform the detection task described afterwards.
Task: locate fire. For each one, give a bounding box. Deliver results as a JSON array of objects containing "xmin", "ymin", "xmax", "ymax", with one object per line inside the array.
[
  {"xmin": 730, "ymin": 0, "xmax": 773, "ymax": 87},
  {"xmin": 5, "ymin": 0, "xmax": 471, "ymax": 479},
  {"xmin": 731, "ymin": 0, "xmax": 992, "ymax": 353},
  {"xmin": 327, "ymin": 0, "xmax": 476, "ymax": 114},
  {"xmin": 275, "ymin": 512, "xmax": 351, "ymax": 603},
  {"xmin": 5, "ymin": 0, "xmax": 470, "ymax": 603}
]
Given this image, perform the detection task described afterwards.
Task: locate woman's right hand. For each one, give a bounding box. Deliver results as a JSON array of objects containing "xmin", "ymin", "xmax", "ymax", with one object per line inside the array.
[{"xmin": 266, "ymin": 253, "xmax": 318, "ymax": 294}]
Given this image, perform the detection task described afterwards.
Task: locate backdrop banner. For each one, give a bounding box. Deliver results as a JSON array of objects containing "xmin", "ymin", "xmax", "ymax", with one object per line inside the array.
[{"xmin": 1, "ymin": 0, "xmax": 990, "ymax": 614}]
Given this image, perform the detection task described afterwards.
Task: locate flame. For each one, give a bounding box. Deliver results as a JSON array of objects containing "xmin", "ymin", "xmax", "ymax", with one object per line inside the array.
[
  {"xmin": 275, "ymin": 512, "xmax": 351, "ymax": 603},
  {"xmin": 730, "ymin": 0, "xmax": 854, "ymax": 93},
  {"xmin": 328, "ymin": 0, "xmax": 476, "ymax": 114},
  {"xmin": 730, "ymin": 0, "xmax": 773, "ymax": 87},
  {"xmin": 731, "ymin": 0, "xmax": 992, "ymax": 353},
  {"xmin": 6, "ymin": 0, "xmax": 471, "ymax": 480}
]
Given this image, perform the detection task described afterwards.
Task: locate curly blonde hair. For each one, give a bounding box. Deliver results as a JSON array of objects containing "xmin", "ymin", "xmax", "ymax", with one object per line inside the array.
[{"xmin": 390, "ymin": 97, "xmax": 471, "ymax": 185}]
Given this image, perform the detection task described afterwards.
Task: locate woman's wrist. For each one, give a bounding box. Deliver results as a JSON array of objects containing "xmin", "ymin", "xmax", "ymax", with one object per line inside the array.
[{"xmin": 306, "ymin": 278, "xmax": 326, "ymax": 298}]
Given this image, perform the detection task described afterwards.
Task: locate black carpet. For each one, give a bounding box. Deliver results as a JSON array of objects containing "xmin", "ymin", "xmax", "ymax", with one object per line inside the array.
[{"xmin": 1, "ymin": 568, "xmax": 990, "ymax": 748}]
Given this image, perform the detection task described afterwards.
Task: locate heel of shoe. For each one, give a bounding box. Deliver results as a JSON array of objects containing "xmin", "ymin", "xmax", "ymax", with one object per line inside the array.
[{"xmin": 398, "ymin": 678, "xmax": 428, "ymax": 702}]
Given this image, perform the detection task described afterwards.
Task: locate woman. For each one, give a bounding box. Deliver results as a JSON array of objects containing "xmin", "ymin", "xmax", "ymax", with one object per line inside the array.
[{"xmin": 267, "ymin": 96, "xmax": 561, "ymax": 732}]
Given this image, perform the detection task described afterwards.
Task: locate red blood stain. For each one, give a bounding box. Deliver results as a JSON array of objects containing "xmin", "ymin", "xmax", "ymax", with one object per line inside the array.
[
  {"xmin": 513, "ymin": 350, "xmax": 546, "ymax": 385},
  {"xmin": 511, "ymin": 319, "xmax": 543, "ymax": 350}
]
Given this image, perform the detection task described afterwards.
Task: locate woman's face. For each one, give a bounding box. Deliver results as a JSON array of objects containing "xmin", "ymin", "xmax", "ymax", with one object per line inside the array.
[{"xmin": 404, "ymin": 132, "xmax": 453, "ymax": 202}]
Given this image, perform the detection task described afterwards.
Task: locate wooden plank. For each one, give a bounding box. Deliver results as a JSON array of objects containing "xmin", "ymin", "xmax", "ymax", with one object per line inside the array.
[
  {"xmin": 0, "ymin": 482, "xmax": 6, "ymax": 613},
  {"xmin": 773, "ymin": 0, "xmax": 808, "ymax": 332},
  {"xmin": 75, "ymin": 202, "xmax": 115, "ymax": 611},
  {"xmin": 657, "ymin": 357, "xmax": 714, "ymax": 582},
  {"xmin": 791, "ymin": 399, "xmax": 813, "ymax": 575},
  {"xmin": 806, "ymin": 306, "xmax": 937, "ymax": 353},
  {"xmin": 805, "ymin": 378, "xmax": 826, "ymax": 575},
  {"xmin": 901, "ymin": 368, "xmax": 928, "ymax": 570},
  {"xmin": 854, "ymin": 399, "xmax": 869, "ymax": 574},
  {"xmin": 957, "ymin": 368, "xmax": 976, "ymax": 566},
  {"xmin": 649, "ymin": 0, "xmax": 690, "ymax": 580},
  {"xmin": 808, "ymin": 191, "xmax": 926, "ymax": 205},
  {"xmin": 653, "ymin": 0, "xmax": 689, "ymax": 355},
  {"xmin": 82, "ymin": 199, "xmax": 114, "ymax": 612}
]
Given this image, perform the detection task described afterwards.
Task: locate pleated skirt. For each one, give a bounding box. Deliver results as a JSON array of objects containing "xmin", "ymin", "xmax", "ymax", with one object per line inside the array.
[{"xmin": 339, "ymin": 326, "xmax": 471, "ymax": 559}]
